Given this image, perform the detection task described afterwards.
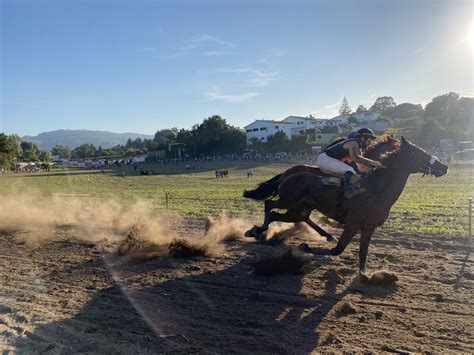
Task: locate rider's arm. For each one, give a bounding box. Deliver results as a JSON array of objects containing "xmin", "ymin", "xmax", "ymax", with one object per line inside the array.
[{"xmin": 344, "ymin": 141, "xmax": 382, "ymax": 168}]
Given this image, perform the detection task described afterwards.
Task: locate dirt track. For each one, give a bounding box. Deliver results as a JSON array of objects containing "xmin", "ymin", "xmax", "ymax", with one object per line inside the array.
[{"xmin": 1, "ymin": 223, "xmax": 473, "ymax": 353}]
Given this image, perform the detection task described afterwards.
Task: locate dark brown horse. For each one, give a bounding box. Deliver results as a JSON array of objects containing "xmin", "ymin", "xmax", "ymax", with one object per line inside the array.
[
  {"xmin": 245, "ymin": 137, "xmax": 448, "ymax": 273},
  {"xmin": 243, "ymin": 135, "xmax": 400, "ymax": 201},
  {"xmin": 244, "ymin": 136, "xmax": 400, "ymax": 242}
]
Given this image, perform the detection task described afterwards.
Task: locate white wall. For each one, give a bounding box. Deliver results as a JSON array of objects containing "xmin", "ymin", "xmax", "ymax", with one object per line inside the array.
[
  {"xmin": 353, "ymin": 112, "xmax": 380, "ymax": 121},
  {"xmin": 245, "ymin": 120, "xmax": 293, "ymax": 144}
]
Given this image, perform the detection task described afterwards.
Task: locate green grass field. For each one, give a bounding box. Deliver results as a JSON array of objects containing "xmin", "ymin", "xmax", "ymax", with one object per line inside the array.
[{"xmin": 0, "ymin": 160, "xmax": 472, "ymax": 236}]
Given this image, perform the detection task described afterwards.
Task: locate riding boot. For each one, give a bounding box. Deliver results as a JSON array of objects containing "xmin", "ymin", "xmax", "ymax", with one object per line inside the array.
[{"xmin": 342, "ymin": 172, "xmax": 365, "ymax": 199}]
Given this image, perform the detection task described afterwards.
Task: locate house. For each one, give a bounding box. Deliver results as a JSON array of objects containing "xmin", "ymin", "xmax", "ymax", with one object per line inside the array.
[
  {"xmin": 244, "ymin": 119, "xmax": 294, "ymax": 143},
  {"xmin": 327, "ymin": 115, "xmax": 349, "ymax": 126},
  {"xmin": 352, "ymin": 111, "xmax": 381, "ymax": 122},
  {"xmin": 245, "ymin": 115, "xmax": 333, "ymax": 145}
]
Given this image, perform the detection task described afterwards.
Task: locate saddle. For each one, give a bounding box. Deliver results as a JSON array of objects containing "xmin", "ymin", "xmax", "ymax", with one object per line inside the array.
[{"xmin": 317, "ymin": 171, "xmax": 367, "ymax": 224}]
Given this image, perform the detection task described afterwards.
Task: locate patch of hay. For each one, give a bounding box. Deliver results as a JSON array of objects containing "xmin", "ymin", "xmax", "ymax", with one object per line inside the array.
[
  {"xmin": 254, "ymin": 249, "xmax": 311, "ymax": 276},
  {"xmin": 360, "ymin": 270, "xmax": 399, "ymax": 286}
]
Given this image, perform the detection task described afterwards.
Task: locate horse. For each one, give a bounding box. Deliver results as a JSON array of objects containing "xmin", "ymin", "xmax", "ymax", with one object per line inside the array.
[
  {"xmin": 244, "ymin": 137, "xmax": 448, "ymax": 273},
  {"xmin": 243, "ymin": 135, "xmax": 400, "ymax": 201},
  {"xmin": 243, "ymin": 136, "xmax": 400, "ymax": 241}
]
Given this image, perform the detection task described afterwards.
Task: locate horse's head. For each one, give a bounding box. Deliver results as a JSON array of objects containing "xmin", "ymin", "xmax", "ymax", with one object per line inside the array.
[{"xmin": 382, "ymin": 137, "xmax": 448, "ymax": 177}]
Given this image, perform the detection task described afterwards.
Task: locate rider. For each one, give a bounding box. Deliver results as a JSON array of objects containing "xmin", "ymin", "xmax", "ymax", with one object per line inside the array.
[{"xmin": 316, "ymin": 128, "xmax": 382, "ymax": 198}]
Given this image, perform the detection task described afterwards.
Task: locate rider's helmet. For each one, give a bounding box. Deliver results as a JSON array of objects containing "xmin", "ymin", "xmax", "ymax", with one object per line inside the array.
[{"xmin": 356, "ymin": 128, "xmax": 377, "ymax": 140}]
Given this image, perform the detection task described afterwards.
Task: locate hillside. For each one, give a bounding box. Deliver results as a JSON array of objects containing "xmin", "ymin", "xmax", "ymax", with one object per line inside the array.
[{"xmin": 23, "ymin": 130, "xmax": 154, "ymax": 150}]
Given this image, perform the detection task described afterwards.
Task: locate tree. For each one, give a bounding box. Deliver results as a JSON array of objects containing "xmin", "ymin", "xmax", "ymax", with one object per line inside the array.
[
  {"xmin": 51, "ymin": 144, "xmax": 71, "ymax": 159},
  {"xmin": 370, "ymin": 96, "xmax": 396, "ymax": 113},
  {"xmin": 339, "ymin": 97, "xmax": 352, "ymax": 116},
  {"xmin": 20, "ymin": 141, "xmax": 39, "ymax": 161},
  {"xmin": 355, "ymin": 105, "xmax": 368, "ymax": 113},
  {"xmin": 424, "ymin": 92, "xmax": 460, "ymax": 126},
  {"xmin": 37, "ymin": 150, "xmax": 51, "ymax": 162},
  {"xmin": 154, "ymin": 128, "xmax": 178, "ymax": 144},
  {"xmin": 0, "ymin": 133, "xmax": 18, "ymax": 168},
  {"xmin": 348, "ymin": 116, "xmax": 358, "ymax": 124},
  {"xmin": 72, "ymin": 143, "xmax": 97, "ymax": 158},
  {"xmin": 266, "ymin": 131, "xmax": 290, "ymax": 152},
  {"xmin": 456, "ymin": 97, "xmax": 474, "ymax": 127},
  {"xmin": 384, "ymin": 103, "xmax": 423, "ymax": 120},
  {"xmin": 415, "ymin": 118, "xmax": 446, "ymax": 148},
  {"xmin": 289, "ymin": 134, "xmax": 309, "ymax": 152},
  {"xmin": 191, "ymin": 115, "xmax": 245, "ymax": 155},
  {"xmin": 144, "ymin": 139, "xmax": 160, "ymax": 152}
]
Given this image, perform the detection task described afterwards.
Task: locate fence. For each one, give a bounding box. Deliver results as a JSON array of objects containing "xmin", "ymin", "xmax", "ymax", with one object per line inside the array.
[
  {"xmin": 160, "ymin": 192, "xmax": 474, "ymax": 238},
  {"xmin": 469, "ymin": 197, "xmax": 472, "ymax": 242}
]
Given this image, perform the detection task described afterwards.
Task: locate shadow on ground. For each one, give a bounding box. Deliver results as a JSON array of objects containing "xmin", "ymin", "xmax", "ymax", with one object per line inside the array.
[{"xmin": 14, "ymin": 241, "xmax": 397, "ymax": 353}]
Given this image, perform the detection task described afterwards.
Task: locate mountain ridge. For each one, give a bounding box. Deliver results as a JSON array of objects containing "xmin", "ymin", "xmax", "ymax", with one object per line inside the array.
[{"xmin": 23, "ymin": 129, "xmax": 154, "ymax": 150}]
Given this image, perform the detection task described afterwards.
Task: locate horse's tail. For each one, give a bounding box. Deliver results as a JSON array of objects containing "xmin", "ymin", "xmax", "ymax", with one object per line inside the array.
[{"xmin": 243, "ymin": 173, "xmax": 282, "ymax": 200}]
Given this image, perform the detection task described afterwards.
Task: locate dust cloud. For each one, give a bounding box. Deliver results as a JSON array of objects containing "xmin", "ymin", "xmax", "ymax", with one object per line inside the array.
[
  {"xmin": 264, "ymin": 222, "xmax": 319, "ymax": 245},
  {"xmin": 0, "ymin": 191, "xmax": 258, "ymax": 260}
]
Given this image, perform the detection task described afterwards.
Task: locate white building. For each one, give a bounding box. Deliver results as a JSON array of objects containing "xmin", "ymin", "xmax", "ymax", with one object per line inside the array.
[
  {"xmin": 244, "ymin": 119, "xmax": 294, "ymax": 144},
  {"xmin": 282, "ymin": 115, "xmax": 329, "ymax": 134},
  {"xmin": 245, "ymin": 115, "xmax": 334, "ymax": 145},
  {"xmin": 352, "ymin": 111, "xmax": 381, "ymax": 122},
  {"xmin": 327, "ymin": 115, "xmax": 349, "ymax": 126}
]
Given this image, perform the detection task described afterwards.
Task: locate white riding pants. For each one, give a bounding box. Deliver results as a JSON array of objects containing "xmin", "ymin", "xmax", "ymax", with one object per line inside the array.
[{"xmin": 316, "ymin": 152, "xmax": 356, "ymax": 176}]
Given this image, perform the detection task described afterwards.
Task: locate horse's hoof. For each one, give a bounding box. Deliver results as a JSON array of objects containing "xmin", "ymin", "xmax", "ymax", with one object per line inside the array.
[
  {"xmin": 244, "ymin": 226, "xmax": 260, "ymax": 238},
  {"xmin": 297, "ymin": 243, "xmax": 312, "ymax": 253}
]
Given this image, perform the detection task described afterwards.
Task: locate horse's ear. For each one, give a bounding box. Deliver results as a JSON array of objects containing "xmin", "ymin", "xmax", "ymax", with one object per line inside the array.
[
  {"xmin": 390, "ymin": 134, "xmax": 393, "ymax": 138},
  {"xmin": 401, "ymin": 136, "xmax": 407, "ymax": 144}
]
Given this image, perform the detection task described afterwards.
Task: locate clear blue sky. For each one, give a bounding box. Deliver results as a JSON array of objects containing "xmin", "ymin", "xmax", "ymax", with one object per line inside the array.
[{"xmin": 1, "ymin": 0, "xmax": 473, "ymax": 136}]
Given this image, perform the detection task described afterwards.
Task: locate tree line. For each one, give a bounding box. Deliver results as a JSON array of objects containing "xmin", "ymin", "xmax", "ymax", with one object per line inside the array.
[
  {"xmin": 340, "ymin": 92, "xmax": 473, "ymax": 147},
  {"xmin": 0, "ymin": 133, "xmax": 51, "ymax": 169}
]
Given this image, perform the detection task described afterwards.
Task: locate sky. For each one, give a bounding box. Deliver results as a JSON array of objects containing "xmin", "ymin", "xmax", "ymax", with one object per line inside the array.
[{"xmin": 1, "ymin": 0, "xmax": 473, "ymax": 136}]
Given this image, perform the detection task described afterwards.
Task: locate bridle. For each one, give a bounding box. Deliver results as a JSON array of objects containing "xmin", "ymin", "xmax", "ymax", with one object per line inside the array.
[{"xmin": 422, "ymin": 155, "xmax": 438, "ymax": 177}]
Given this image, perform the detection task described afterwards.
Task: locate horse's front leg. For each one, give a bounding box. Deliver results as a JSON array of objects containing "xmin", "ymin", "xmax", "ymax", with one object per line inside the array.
[
  {"xmin": 300, "ymin": 224, "xmax": 359, "ymax": 256},
  {"xmin": 359, "ymin": 227, "xmax": 375, "ymax": 274}
]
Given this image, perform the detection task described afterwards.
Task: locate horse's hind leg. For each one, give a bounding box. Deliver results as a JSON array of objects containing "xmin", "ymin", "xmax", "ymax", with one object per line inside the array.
[
  {"xmin": 262, "ymin": 199, "xmax": 281, "ymax": 230},
  {"xmin": 268, "ymin": 207, "xmax": 311, "ymax": 227},
  {"xmin": 305, "ymin": 217, "xmax": 336, "ymax": 243}
]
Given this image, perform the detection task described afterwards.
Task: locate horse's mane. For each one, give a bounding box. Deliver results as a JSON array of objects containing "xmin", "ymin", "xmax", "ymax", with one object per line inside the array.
[{"xmin": 365, "ymin": 135, "xmax": 400, "ymax": 160}]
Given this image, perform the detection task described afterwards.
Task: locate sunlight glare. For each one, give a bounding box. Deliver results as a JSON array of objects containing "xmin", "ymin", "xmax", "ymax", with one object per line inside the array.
[{"xmin": 470, "ymin": 24, "xmax": 474, "ymax": 49}]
